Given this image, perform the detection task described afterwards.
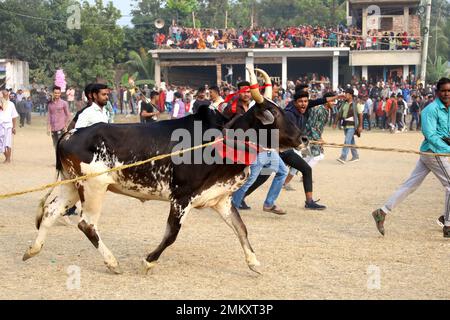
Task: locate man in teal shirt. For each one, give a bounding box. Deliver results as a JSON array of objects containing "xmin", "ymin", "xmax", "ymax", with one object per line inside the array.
[{"xmin": 372, "ymin": 77, "xmax": 450, "ymax": 238}]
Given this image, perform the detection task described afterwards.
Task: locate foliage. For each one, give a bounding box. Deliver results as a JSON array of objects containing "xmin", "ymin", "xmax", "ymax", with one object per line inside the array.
[
  {"xmin": 0, "ymin": 0, "xmax": 124, "ymax": 88},
  {"xmin": 125, "ymin": 48, "xmax": 155, "ymax": 84},
  {"xmin": 427, "ymin": 56, "xmax": 449, "ymax": 83}
]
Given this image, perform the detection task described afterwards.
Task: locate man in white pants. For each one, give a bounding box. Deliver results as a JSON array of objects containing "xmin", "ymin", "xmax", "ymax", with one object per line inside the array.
[{"xmin": 372, "ymin": 77, "xmax": 450, "ymax": 238}]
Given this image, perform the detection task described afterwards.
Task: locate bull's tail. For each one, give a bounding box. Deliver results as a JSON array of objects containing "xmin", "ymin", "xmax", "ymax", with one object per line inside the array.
[{"xmin": 36, "ymin": 170, "xmax": 60, "ymax": 230}]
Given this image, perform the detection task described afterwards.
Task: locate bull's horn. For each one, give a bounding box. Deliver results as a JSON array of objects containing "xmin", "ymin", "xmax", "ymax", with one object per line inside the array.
[
  {"xmin": 255, "ymin": 68, "xmax": 273, "ymax": 99},
  {"xmin": 246, "ymin": 67, "xmax": 264, "ymax": 104}
]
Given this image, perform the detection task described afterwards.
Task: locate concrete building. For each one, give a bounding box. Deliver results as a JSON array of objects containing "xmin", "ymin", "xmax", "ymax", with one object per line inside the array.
[
  {"xmin": 150, "ymin": 0, "xmax": 422, "ymax": 89},
  {"xmin": 151, "ymin": 48, "xmax": 351, "ymax": 90},
  {"xmin": 0, "ymin": 59, "xmax": 30, "ymax": 91},
  {"xmin": 348, "ymin": 0, "xmax": 422, "ymax": 82}
]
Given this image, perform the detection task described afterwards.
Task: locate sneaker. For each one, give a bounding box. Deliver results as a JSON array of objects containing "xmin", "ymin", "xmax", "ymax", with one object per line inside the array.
[
  {"xmin": 239, "ymin": 200, "xmax": 251, "ymax": 210},
  {"xmin": 372, "ymin": 208, "xmax": 386, "ymax": 236},
  {"xmin": 283, "ymin": 184, "xmax": 296, "ymax": 191},
  {"xmin": 336, "ymin": 158, "xmax": 346, "ymax": 164},
  {"xmin": 305, "ymin": 199, "xmax": 326, "ymax": 210},
  {"xmin": 437, "ymin": 215, "xmax": 445, "ymax": 228},
  {"xmin": 444, "ymin": 226, "xmax": 450, "ymax": 238},
  {"xmin": 348, "ymin": 157, "xmax": 360, "ymax": 163},
  {"xmin": 263, "ymin": 205, "xmax": 287, "ymax": 215}
]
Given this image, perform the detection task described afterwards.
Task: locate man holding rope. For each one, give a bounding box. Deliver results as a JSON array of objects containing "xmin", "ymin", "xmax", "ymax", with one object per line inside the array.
[
  {"xmin": 372, "ymin": 77, "xmax": 450, "ymax": 238},
  {"xmin": 223, "ymin": 79, "xmax": 288, "ymax": 215}
]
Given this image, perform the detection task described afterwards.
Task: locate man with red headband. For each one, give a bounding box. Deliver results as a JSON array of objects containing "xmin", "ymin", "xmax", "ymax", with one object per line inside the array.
[{"xmin": 222, "ymin": 81, "xmax": 288, "ymax": 215}]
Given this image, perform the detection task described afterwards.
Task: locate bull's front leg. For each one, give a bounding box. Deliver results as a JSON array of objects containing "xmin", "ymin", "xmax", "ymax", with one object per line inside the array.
[
  {"xmin": 141, "ymin": 202, "xmax": 185, "ymax": 275},
  {"xmin": 213, "ymin": 197, "xmax": 261, "ymax": 274},
  {"xmin": 77, "ymin": 178, "xmax": 122, "ymax": 274}
]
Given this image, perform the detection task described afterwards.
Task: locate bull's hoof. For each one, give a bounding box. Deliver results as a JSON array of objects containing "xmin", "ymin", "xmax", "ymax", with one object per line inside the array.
[
  {"xmin": 22, "ymin": 247, "xmax": 40, "ymax": 261},
  {"xmin": 248, "ymin": 264, "xmax": 262, "ymax": 275},
  {"xmin": 106, "ymin": 263, "xmax": 123, "ymax": 275},
  {"xmin": 141, "ymin": 258, "xmax": 157, "ymax": 275}
]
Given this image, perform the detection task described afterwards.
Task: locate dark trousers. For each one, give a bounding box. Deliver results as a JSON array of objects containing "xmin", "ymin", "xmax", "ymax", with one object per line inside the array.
[
  {"xmin": 51, "ymin": 130, "xmax": 64, "ymax": 149},
  {"xmin": 363, "ymin": 113, "xmax": 371, "ymax": 130},
  {"xmin": 19, "ymin": 112, "xmax": 31, "ymax": 126},
  {"xmin": 410, "ymin": 112, "xmax": 419, "ymax": 130},
  {"xmin": 244, "ymin": 149, "xmax": 313, "ymax": 198},
  {"xmin": 19, "ymin": 112, "xmax": 26, "ymax": 127},
  {"xmin": 396, "ymin": 113, "xmax": 404, "ymax": 129}
]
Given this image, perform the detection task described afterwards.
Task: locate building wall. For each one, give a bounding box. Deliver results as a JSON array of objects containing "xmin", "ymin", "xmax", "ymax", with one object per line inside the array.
[
  {"xmin": 408, "ymin": 15, "xmax": 420, "ymax": 37},
  {"xmin": 0, "ymin": 60, "xmax": 29, "ymax": 91},
  {"xmin": 350, "ymin": 50, "xmax": 421, "ymax": 66}
]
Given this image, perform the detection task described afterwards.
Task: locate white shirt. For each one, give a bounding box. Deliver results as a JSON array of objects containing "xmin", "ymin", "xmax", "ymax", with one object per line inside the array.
[
  {"xmin": 0, "ymin": 101, "xmax": 19, "ymax": 128},
  {"xmin": 75, "ymin": 102, "xmax": 109, "ymax": 129},
  {"xmin": 166, "ymin": 90, "xmax": 174, "ymax": 103},
  {"xmin": 172, "ymin": 101, "xmax": 180, "ymax": 118},
  {"xmin": 210, "ymin": 96, "xmax": 224, "ymax": 110},
  {"xmin": 137, "ymin": 100, "xmax": 142, "ymax": 117},
  {"xmin": 207, "ymin": 34, "xmax": 215, "ymax": 44}
]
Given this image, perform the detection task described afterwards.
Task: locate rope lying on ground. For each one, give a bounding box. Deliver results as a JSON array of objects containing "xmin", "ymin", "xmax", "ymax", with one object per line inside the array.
[{"xmin": 0, "ymin": 139, "xmax": 449, "ymax": 200}]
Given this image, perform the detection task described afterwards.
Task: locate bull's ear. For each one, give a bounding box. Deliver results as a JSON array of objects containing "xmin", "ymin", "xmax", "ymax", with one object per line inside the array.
[{"xmin": 255, "ymin": 109, "xmax": 275, "ymax": 125}]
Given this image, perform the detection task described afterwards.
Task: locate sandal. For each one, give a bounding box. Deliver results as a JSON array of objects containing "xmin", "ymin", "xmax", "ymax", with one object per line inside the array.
[{"xmin": 263, "ymin": 205, "xmax": 287, "ymax": 215}]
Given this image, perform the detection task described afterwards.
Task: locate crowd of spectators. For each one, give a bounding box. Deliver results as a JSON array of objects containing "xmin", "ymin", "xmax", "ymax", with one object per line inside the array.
[
  {"xmin": 154, "ymin": 24, "xmax": 421, "ymax": 51},
  {"xmin": 15, "ymin": 67, "xmax": 435, "ymax": 137}
]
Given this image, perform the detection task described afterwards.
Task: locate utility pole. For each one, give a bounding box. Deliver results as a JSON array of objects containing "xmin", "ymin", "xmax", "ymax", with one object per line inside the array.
[
  {"xmin": 250, "ymin": 0, "xmax": 255, "ymax": 29},
  {"xmin": 420, "ymin": 0, "xmax": 432, "ymax": 84},
  {"xmin": 225, "ymin": 10, "xmax": 228, "ymax": 29}
]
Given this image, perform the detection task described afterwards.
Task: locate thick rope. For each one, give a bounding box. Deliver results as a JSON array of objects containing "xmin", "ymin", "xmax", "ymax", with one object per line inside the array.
[
  {"xmin": 309, "ymin": 141, "xmax": 450, "ymax": 157},
  {"xmin": 0, "ymin": 139, "xmax": 448, "ymax": 200},
  {"xmin": 0, "ymin": 138, "xmax": 223, "ymax": 200}
]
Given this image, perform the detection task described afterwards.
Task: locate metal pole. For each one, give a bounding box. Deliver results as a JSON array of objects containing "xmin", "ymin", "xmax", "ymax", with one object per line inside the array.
[
  {"xmin": 225, "ymin": 10, "xmax": 228, "ymax": 29},
  {"xmin": 420, "ymin": 0, "xmax": 432, "ymax": 84},
  {"xmin": 250, "ymin": 8, "xmax": 254, "ymax": 29},
  {"xmin": 192, "ymin": 11, "xmax": 195, "ymax": 28}
]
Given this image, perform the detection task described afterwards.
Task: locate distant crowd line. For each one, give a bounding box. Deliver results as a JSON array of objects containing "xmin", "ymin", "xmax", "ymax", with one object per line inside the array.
[{"xmin": 154, "ymin": 25, "xmax": 421, "ymax": 51}]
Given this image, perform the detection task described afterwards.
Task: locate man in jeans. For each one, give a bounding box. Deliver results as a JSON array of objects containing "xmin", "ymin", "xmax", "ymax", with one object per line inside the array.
[
  {"xmin": 47, "ymin": 86, "xmax": 71, "ymax": 149},
  {"xmin": 372, "ymin": 77, "xmax": 450, "ymax": 238},
  {"xmin": 222, "ymin": 80, "xmax": 288, "ymax": 215},
  {"xmin": 334, "ymin": 88, "xmax": 363, "ymax": 164},
  {"xmin": 232, "ymin": 150, "xmax": 288, "ymax": 215}
]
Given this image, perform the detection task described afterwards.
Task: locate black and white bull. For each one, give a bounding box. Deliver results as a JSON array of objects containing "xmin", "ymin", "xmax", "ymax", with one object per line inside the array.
[{"xmin": 23, "ymin": 69, "xmax": 302, "ymax": 274}]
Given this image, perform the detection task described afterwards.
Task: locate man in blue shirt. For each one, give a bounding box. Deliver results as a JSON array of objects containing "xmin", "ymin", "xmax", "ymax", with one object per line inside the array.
[{"xmin": 372, "ymin": 77, "xmax": 450, "ymax": 238}]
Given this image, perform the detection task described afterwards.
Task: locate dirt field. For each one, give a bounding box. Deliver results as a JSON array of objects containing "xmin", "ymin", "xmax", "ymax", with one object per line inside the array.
[{"xmin": 0, "ymin": 114, "xmax": 448, "ymax": 300}]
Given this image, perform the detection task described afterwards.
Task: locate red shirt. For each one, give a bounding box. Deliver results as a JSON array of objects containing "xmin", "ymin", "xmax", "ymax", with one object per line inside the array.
[{"xmin": 158, "ymin": 91, "xmax": 166, "ymax": 112}]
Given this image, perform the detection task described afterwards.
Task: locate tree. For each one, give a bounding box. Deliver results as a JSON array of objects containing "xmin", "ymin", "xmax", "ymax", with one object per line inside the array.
[
  {"xmin": 166, "ymin": 0, "xmax": 199, "ymax": 26},
  {"xmin": 60, "ymin": 0, "xmax": 125, "ymax": 86},
  {"xmin": 125, "ymin": 0, "xmax": 168, "ymax": 52},
  {"xmin": 427, "ymin": 56, "xmax": 448, "ymax": 83},
  {"xmin": 0, "ymin": 0, "xmax": 126, "ymax": 87},
  {"xmin": 423, "ymin": 0, "xmax": 450, "ymax": 80},
  {"xmin": 125, "ymin": 48, "xmax": 155, "ymax": 86}
]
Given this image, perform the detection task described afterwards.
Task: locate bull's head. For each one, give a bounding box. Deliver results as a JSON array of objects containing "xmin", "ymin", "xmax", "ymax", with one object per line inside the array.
[{"xmin": 244, "ymin": 67, "xmax": 302, "ymax": 150}]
